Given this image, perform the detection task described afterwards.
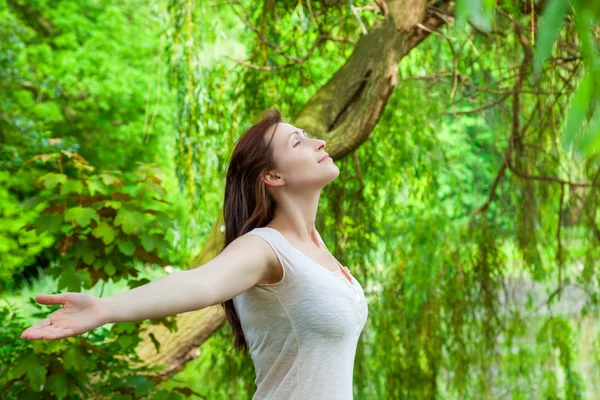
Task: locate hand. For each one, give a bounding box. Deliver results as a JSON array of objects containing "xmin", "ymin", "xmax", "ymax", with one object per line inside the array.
[{"xmin": 20, "ymin": 293, "xmax": 112, "ymax": 340}]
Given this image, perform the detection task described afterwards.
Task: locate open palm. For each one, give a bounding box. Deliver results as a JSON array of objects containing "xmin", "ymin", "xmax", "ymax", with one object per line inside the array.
[{"xmin": 20, "ymin": 293, "xmax": 110, "ymax": 340}]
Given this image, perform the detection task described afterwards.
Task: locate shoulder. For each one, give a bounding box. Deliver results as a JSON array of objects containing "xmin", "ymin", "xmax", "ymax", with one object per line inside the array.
[
  {"xmin": 237, "ymin": 230, "xmax": 283, "ymax": 285},
  {"xmin": 235, "ymin": 231, "xmax": 280, "ymax": 267}
]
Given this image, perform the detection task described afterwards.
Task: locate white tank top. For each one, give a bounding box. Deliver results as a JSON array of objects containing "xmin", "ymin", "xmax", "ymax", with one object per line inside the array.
[{"xmin": 232, "ymin": 227, "xmax": 369, "ymax": 399}]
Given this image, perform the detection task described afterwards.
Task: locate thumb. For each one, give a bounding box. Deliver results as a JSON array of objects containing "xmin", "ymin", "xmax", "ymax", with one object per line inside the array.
[{"xmin": 36, "ymin": 293, "xmax": 67, "ymax": 305}]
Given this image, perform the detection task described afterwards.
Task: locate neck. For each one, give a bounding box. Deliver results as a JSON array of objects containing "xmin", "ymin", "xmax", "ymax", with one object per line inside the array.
[{"xmin": 268, "ymin": 189, "xmax": 321, "ymax": 243}]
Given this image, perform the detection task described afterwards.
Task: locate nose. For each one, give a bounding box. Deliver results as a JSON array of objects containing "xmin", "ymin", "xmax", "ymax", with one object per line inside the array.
[{"xmin": 316, "ymin": 139, "xmax": 325, "ymax": 150}]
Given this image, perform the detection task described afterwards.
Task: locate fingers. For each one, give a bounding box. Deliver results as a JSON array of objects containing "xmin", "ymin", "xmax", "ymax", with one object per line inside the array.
[
  {"xmin": 21, "ymin": 325, "xmax": 75, "ymax": 340},
  {"xmin": 20, "ymin": 316, "xmax": 52, "ymax": 339},
  {"xmin": 36, "ymin": 294, "xmax": 67, "ymax": 305}
]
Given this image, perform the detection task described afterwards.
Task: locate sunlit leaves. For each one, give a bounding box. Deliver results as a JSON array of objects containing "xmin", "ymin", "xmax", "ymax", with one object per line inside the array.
[
  {"xmin": 114, "ymin": 208, "xmax": 146, "ymax": 235},
  {"xmin": 60, "ymin": 179, "xmax": 84, "ymax": 196},
  {"xmin": 456, "ymin": 0, "xmax": 495, "ymax": 33},
  {"xmin": 64, "ymin": 206, "xmax": 99, "ymax": 228},
  {"xmin": 533, "ymin": 0, "xmax": 570, "ymax": 71},
  {"xmin": 38, "ymin": 173, "xmax": 67, "ymax": 189},
  {"xmin": 21, "ymin": 145, "xmax": 177, "ymax": 294},
  {"xmin": 92, "ymin": 220, "xmax": 116, "ymax": 245},
  {"xmin": 562, "ymin": 73, "xmax": 594, "ymax": 153},
  {"xmin": 531, "ymin": 0, "xmax": 599, "ymax": 155},
  {"xmin": 116, "ymin": 239, "xmax": 136, "ymax": 256},
  {"xmin": 0, "ymin": 302, "xmax": 177, "ymax": 400}
]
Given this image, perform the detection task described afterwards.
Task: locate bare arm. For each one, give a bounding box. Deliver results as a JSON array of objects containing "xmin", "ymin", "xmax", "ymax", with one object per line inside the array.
[
  {"xmin": 103, "ymin": 233, "xmax": 276, "ymax": 322},
  {"xmin": 20, "ymin": 234, "xmax": 277, "ymax": 340}
]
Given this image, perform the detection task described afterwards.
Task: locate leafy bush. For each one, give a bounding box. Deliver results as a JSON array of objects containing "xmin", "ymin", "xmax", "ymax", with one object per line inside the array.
[{"xmin": 0, "ymin": 145, "xmax": 200, "ymax": 399}]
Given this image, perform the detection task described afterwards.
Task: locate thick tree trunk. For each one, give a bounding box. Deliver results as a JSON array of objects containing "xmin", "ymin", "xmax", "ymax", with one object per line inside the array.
[{"xmin": 135, "ymin": 0, "xmax": 455, "ymax": 382}]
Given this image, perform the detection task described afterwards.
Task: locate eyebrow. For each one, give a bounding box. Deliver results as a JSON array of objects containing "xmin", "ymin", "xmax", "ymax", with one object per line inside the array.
[{"xmin": 285, "ymin": 129, "xmax": 308, "ymax": 147}]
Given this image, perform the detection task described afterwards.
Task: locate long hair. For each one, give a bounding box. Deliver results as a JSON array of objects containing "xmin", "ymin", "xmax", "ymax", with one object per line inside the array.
[{"xmin": 220, "ymin": 108, "xmax": 282, "ymax": 354}]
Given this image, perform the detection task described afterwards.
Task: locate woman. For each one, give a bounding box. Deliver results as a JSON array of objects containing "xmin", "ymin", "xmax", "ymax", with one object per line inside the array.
[{"xmin": 20, "ymin": 109, "xmax": 369, "ymax": 399}]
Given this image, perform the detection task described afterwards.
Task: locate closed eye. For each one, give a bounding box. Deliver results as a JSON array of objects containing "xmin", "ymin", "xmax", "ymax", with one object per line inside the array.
[{"xmin": 292, "ymin": 130, "xmax": 309, "ymax": 147}]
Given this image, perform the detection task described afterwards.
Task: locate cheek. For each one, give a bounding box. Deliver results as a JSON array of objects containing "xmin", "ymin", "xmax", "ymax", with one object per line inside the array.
[
  {"xmin": 282, "ymin": 154, "xmax": 315, "ymax": 179},
  {"xmin": 297, "ymin": 152, "xmax": 318, "ymax": 168}
]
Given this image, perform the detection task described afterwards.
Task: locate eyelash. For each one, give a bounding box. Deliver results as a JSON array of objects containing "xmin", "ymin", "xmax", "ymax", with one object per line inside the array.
[{"xmin": 293, "ymin": 135, "xmax": 309, "ymax": 147}]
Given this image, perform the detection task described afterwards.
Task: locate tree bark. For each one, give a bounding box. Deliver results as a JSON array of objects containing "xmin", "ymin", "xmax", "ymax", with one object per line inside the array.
[{"xmin": 135, "ymin": 0, "xmax": 455, "ymax": 382}]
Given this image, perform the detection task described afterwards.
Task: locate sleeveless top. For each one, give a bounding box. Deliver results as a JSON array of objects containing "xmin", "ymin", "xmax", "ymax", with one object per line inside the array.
[{"xmin": 232, "ymin": 227, "xmax": 369, "ymax": 400}]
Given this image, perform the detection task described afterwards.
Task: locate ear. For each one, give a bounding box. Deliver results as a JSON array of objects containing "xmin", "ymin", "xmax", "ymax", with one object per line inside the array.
[{"xmin": 264, "ymin": 171, "xmax": 285, "ymax": 187}]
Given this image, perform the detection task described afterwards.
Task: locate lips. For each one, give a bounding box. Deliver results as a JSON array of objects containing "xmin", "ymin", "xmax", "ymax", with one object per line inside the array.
[{"xmin": 318, "ymin": 153, "xmax": 330, "ymax": 163}]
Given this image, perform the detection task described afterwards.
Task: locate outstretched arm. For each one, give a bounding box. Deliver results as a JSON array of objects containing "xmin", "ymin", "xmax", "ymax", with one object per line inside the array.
[{"xmin": 20, "ymin": 234, "xmax": 275, "ymax": 340}]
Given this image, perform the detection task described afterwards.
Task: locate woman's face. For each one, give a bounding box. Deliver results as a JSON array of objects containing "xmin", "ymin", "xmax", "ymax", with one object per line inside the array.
[{"xmin": 265, "ymin": 122, "xmax": 339, "ymax": 191}]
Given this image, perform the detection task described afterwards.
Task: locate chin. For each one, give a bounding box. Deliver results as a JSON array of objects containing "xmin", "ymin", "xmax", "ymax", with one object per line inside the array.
[{"xmin": 324, "ymin": 166, "xmax": 340, "ymax": 184}]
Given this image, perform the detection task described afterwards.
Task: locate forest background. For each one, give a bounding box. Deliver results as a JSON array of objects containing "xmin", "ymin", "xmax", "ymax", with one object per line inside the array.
[{"xmin": 1, "ymin": 0, "xmax": 600, "ymax": 399}]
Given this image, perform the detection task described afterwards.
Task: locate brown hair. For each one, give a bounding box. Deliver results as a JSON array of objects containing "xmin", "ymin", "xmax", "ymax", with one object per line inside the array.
[{"xmin": 219, "ymin": 108, "xmax": 282, "ymax": 354}]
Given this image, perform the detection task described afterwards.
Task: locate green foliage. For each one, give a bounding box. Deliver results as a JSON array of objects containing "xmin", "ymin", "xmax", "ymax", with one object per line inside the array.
[
  {"xmin": 0, "ymin": 143, "xmax": 194, "ymax": 397},
  {"xmin": 20, "ymin": 145, "xmax": 176, "ymax": 292},
  {"xmin": 536, "ymin": 316, "xmax": 587, "ymax": 399},
  {"xmin": 2, "ymin": 0, "xmax": 600, "ymax": 398},
  {"xmin": 0, "ymin": 301, "xmax": 196, "ymax": 400},
  {"xmin": 159, "ymin": 1, "xmax": 600, "ymax": 398},
  {"xmin": 456, "ymin": 0, "xmax": 600, "ymax": 157},
  {"xmin": 533, "ymin": 0, "xmax": 571, "ymax": 69},
  {"xmin": 0, "ymin": 0, "xmax": 175, "ymax": 171},
  {"xmin": 456, "ymin": 0, "xmax": 495, "ymax": 33},
  {"xmin": 532, "ymin": 0, "xmax": 600, "ymax": 156},
  {"xmin": 0, "ymin": 168, "xmax": 54, "ymax": 286}
]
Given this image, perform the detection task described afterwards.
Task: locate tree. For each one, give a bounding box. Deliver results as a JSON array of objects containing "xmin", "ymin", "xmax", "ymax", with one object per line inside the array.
[{"xmin": 133, "ymin": 0, "xmax": 458, "ymax": 381}]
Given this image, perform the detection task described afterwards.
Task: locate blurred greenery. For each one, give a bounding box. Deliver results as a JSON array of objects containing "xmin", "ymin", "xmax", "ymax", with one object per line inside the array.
[{"xmin": 1, "ymin": 0, "xmax": 599, "ymax": 399}]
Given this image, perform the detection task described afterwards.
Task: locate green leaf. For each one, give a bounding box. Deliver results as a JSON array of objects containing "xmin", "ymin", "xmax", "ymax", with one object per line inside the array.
[
  {"xmin": 128, "ymin": 278, "xmax": 150, "ymax": 289},
  {"xmin": 149, "ymin": 332, "xmax": 161, "ymax": 353},
  {"xmin": 60, "ymin": 179, "xmax": 84, "ymax": 196},
  {"xmin": 579, "ymin": 108, "xmax": 600, "ymax": 157},
  {"xmin": 99, "ymin": 173, "xmax": 122, "ymax": 186},
  {"xmin": 92, "ymin": 221, "xmax": 116, "ymax": 245},
  {"xmin": 58, "ymin": 268, "xmax": 80, "ymax": 292},
  {"xmin": 104, "ymin": 261, "xmax": 116, "ymax": 276},
  {"xmin": 140, "ymin": 234, "xmax": 155, "ymax": 252},
  {"xmin": 27, "ymin": 363, "xmax": 47, "ymax": 391},
  {"xmin": 32, "ymin": 339, "xmax": 68, "ymax": 354},
  {"xmin": 64, "ymin": 206, "xmax": 99, "ymax": 228},
  {"xmin": 82, "ymin": 247, "xmax": 96, "ymax": 266},
  {"xmin": 117, "ymin": 239, "xmax": 136, "ymax": 256},
  {"xmin": 113, "ymin": 321, "xmax": 138, "ymax": 334},
  {"xmin": 148, "ymin": 390, "xmax": 171, "ymax": 400},
  {"xmin": 93, "ymin": 259, "xmax": 104, "ymax": 271},
  {"xmin": 86, "ymin": 178, "xmax": 107, "ymax": 196},
  {"xmin": 104, "ymin": 200, "xmax": 122, "ymax": 209},
  {"xmin": 469, "ymin": 0, "xmax": 494, "ymax": 33},
  {"xmin": 63, "ymin": 346, "xmax": 86, "ymax": 372},
  {"xmin": 33, "ymin": 212, "xmax": 64, "ymax": 234},
  {"xmin": 58, "ymin": 265, "xmax": 91, "ymax": 292},
  {"xmin": 155, "ymin": 238, "xmax": 170, "ymax": 254},
  {"xmin": 455, "ymin": 0, "xmax": 493, "ymax": 33},
  {"xmin": 562, "ymin": 74, "xmax": 593, "ymax": 151},
  {"xmin": 105, "ymin": 242, "xmax": 116, "ymax": 255},
  {"xmin": 9, "ymin": 353, "xmax": 39, "ymax": 379},
  {"xmin": 533, "ymin": 0, "xmax": 569, "ymax": 71},
  {"xmin": 114, "ymin": 208, "xmax": 145, "ymax": 234},
  {"xmin": 125, "ymin": 375, "xmax": 155, "ymax": 397},
  {"xmin": 81, "ymin": 270, "xmax": 94, "ymax": 289},
  {"xmin": 47, "ymin": 373, "xmax": 69, "ymax": 400},
  {"xmin": 37, "ymin": 173, "xmax": 67, "ymax": 189}
]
